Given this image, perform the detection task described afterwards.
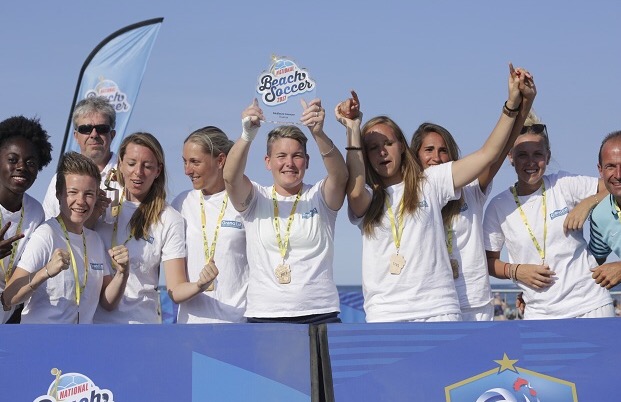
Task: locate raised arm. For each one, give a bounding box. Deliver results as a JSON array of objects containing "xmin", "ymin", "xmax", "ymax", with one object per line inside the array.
[
  {"xmin": 478, "ymin": 64, "xmax": 536, "ymax": 192},
  {"xmin": 300, "ymin": 98, "xmax": 348, "ymax": 210},
  {"xmin": 336, "ymin": 91, "xmax": 372, "ymax": 218},
  {"xmin": 451, "ymin": 64, "xmax": 530, "ymax": 189},
  {"xmin": 223, "ymin": 99, "xmax": 264, "ymax": 212}
]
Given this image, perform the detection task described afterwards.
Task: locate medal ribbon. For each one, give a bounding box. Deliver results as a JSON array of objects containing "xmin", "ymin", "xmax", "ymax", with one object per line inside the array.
[
  {"xmin": 0, "ymin": 205, "xmax": 24, "ymax": 282},
  {"xmin": 614, "ymin": 198, "xmax": 621, "ymax": 225},
  {"xmin": 199, "ymin": 190, "xmax": 228, "ymax": 262},
  {"xmin": 112, "ymin": 190, "xmax": 133, "ymax": 247},
  {"xmin": 385, "ymin": 194, "xmax": 405, "ymax": 252},
  {"xmin": 56, "ymin": 216, "xmax": 88, "ymax": 307},
  {"xmin": 511, "ymin": 181, "xmax": 547, "ymax": 262},
  {"xmin": 272, "ymin": 186, "xmax": 302, "ymax": 261}
]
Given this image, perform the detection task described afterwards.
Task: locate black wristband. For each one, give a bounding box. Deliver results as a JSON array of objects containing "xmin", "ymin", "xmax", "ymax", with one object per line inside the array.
[
  {"xmin": 345, "ymin": 146, "xmax": 363, "ymax": 151},
  {"xmin": 504, "ymin": 100, "xmax": 521, "ymax": 112}
]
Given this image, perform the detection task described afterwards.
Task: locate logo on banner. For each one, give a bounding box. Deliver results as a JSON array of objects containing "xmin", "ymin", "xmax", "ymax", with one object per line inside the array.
[
  {"xmin": 33, "ymin": 368, "xmax": 115, "ymax": 402},
  {"xmin": 444, "ymin": 353, "xmax": 577, "ymax": 402},
  {"xmin": 85, "ymin": 77, "xmax": 131, "ymax": 113},
  {"xmin": 255, "ymin": 55, "xmax": 316, "ymax": 124}
]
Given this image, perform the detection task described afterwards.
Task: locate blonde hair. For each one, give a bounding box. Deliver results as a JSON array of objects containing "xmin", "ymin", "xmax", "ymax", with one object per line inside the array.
[
  {"xmin": 361, "ymin": 116, "xmax": 424, "ymax": 236},
  {"xmin": 56, "ymin": 152, "xmax": 101, "ymax": 196},
  {"xmin": 118, "ymin": 132, "xmax": 166, "ymax": 241}
]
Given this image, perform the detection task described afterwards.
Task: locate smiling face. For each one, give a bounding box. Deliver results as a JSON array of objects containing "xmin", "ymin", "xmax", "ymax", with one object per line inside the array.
[
  {"xmin": 119, "ymin": 143, "xmax": 162, "ymax": 202},
  {"xmin": 265, "ymin": 137, "xmax": 308, "ymax": 196},
  {"xmin": 363, "ymin": 123, "xmax": 404, "ymax": 186},
  {"xmin": 508, "ymin": 134, "xmax": 550, "ymax": 194},
  {"xmin": 0, "ymin": 137, "xmax": 39, "ymax": 200},
  {"xmin": 599, "ymin": 137, "xmax": 621, "ymax": 202},
  {"xmin": 57, "ymin": 173, "xmax": 98, "ymax": 233},
  {"xmin": 416, "ymin": 131, "xmax": 452, "ymax": 168},
  {"xmin": 182, "ymin": 141, "xmax": 225, "ymax": 194}
]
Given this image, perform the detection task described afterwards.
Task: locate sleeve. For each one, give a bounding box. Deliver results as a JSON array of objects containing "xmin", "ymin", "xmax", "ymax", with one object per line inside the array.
[
  {"xmin": 426, "ymin": 162, "xmax": 459, "ymax": 206},
  {"xmin": 16, "ymin": 226, "xmax": 53, "ymax": 274},
  {"xmin": 42, "ymin": 174, "xmax": 60, "ymax": 220},
  {"xmin": 483, "ymin": 198, "xmax": 505, "ymax": 252},
  {"xmin": 588, "ymin": 207, "xmax": 612, "ymax": 260},
  {"xmin": 161, "ymin": 208, "xmax": 187, "ymax": 262},
  {"xmin": 557, "ymin": 171, "xmax": 599, "ymax": 207}
]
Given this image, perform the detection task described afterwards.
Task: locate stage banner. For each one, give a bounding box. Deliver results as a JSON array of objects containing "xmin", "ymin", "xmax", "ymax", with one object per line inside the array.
[
  {"xmin": 59, "ymin": 18, "xmax": 163, "ymax": 160},
  {"xmin": 326, "ymin": 319, "xmax": 621, "ymax": 401},
  {"xmin": 0, "ymin": 324, "xmax": 311, "ymax": 401}
]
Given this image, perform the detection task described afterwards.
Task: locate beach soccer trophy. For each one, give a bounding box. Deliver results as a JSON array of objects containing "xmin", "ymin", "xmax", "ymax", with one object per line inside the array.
[{"xmin": 255, "ymin": 55, "xmax": 317, "ymax": 125}]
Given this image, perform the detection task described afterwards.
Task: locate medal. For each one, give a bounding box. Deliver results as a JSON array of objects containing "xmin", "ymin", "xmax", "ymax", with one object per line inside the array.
[
  {"xmin": 111, "ymin": 205, "xmax": 120, "ymax": 217},
  {"xmin": 450, "ymin": 258, "xmax": 459, "ymax": 279},
  {"xmin": 275, "ymin": 264, "xmax": 291, "ymax": 284},
  {"xmin": 205, "ymin": 282, "xmax": 215, "ymax": 291},
  {"xmin": 389, "ymin": 253, "xmax": 406, "ymax": 275}
]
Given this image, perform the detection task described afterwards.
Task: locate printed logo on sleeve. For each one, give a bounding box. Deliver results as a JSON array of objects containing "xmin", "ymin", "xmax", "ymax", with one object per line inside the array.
[
  {"xmin": 89, "ymin": 263, "xmax": 104, "ymax": 271},
  {"xmin": 221, "ymin": 220, "xmax": 243, "ymax": 229},
  {"xmin": 302, "ymin": 208, "xmax": 319, "ymax": 219},
  {"xmin": 550, "ymin": 207, "xmax": 569, "ymax": 220}
]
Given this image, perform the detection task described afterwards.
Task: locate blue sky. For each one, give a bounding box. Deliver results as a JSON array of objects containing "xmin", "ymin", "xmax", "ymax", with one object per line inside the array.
[{"xmin": 2, "ymin": 1, "xmax": 621, "ymax": 285}]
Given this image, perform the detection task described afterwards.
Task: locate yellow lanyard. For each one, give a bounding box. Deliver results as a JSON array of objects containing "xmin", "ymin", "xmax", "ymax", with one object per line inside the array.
[
  {"xmin": 56, "ymin": 216, "xmax": 88, "ymax": 307},
  {"xmin": 385, "ymin": 194, "xmax": 405, "ymax": 253},
  {"xmin": 511, "ymin": 181, "xmax": 547, "ymax": 262},
  {"xmin": 272, "ymin": 186, "xmax": 302, "ymax": 261},
  {"xmin": 112, "ymin": 191, "xmax": 133, "ymax": 247},
  {"xmin": 0, "ymin": 205, "xmax": 24, "ymax": 283},
  {"xmin": 199, "ymin": 191, "xmax": 228, "ymax": 261}
]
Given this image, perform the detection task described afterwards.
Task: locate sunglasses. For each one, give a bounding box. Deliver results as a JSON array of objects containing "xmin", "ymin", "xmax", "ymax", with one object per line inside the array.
[
  {"xmin": 76, "ymin": 124, "xmax": 111, "ymax": 135},
  {"xmin": 520, "ymin": 124, "xmax": 547, "ymax": 135}
]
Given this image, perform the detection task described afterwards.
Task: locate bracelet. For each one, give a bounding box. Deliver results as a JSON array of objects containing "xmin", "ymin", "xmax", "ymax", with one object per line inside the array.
[
  {"xmin": 320, "ymin": 140, "xmax": 335, "ymax": 157},
  {"xmin": 504, "ymin": 100, "xmax": 521, "ymax": 112},
  {"xmin": 345, "ymin": 146, "xmax": 363, "ymax": 151},
  {"xmin": 45, "ymin": 267, "xmax": 52, "ymax": 279},
  {"xmin": 513, "ymin": 264, "xmax": 521, "ymax": 283},
  {"xmin": 503, "ymin": 262, "xmax": 510, "ymax": 279}
]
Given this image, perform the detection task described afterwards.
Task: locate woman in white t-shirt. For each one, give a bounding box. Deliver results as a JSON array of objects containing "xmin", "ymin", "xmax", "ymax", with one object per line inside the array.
[
  {"xmin": 93, "ymin": 133, "xmax": 217, "ymax": 324},
  {"xmin": 483, "ymin": 111, "xmax": 613, "ymax": 319},
  {"xmin": 0, "ymin": 116, "xmax": 53, "ymax": 323},
  {"xmin": 408, "ymin": 67, "xmax": 535, "ymax": 321},
  {"xmin": 223, "ymin": 99, "xmax": 348, "ymax": 324},
  {"xmin": 338, "ymin": 65, "xmax": 533, "ymax": 322},
  {"xmin": 173, "ymin": 126, "xmax": 248, "ymax": 323},
  {"xmin": 4, "ymin": 152, "xmax": 129, "ymax": 324}
]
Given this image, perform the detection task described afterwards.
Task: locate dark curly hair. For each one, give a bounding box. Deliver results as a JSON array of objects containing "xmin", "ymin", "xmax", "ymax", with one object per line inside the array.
[{"xmin": 0, "ymin": 116, "xmax": 53, "ymax": 171}]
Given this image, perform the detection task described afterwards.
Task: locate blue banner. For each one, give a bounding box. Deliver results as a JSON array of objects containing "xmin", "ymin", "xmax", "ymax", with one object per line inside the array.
[
  {"xmin": 327, "ymin": 319, "xmax": 621, "ymax": 401},
  {"xmin": 0, "ymin": 324, "xmax": 310, "ymax": 401},
  {"xmin": 60, "ymin": 18, "xmax": 163, "ymax": 158}
]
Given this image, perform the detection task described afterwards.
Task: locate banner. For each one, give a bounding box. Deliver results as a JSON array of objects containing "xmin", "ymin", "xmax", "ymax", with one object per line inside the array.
[{"xmin": 59, "ymin": 18, "xmax": 163, "ymax": 161}]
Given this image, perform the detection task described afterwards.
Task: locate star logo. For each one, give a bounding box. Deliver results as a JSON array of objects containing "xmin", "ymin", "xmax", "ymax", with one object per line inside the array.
[{"xmin": 494, "ymin": 353, "xmax": 519, "ymax": 373}]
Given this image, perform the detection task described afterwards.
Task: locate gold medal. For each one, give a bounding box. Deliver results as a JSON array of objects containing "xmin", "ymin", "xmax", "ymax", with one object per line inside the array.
[
  {"xmin": 275, "ymin": 264, "xmax": 291, "ymax": 284},
  {"xmin": 111, "ymin": 205, "xmax": 120, "ymax": 217},
  {"xmin": 206, "ymin": 281, "xmax": 215, "ymax": 291},
  {"xmin": 450, "ymin": 258, "xmax": 459, "ymax": 279},
  {"xmin": 389, "ymin": 253, "xmax": 406, "ymax": 275}
]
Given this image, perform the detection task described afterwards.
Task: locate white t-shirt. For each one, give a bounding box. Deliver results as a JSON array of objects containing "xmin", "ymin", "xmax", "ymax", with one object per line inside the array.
[
  {"xmin": 352, "ymin": 162, "xmax": 461, "ymax": 322},
  {"xmin": 0, "ymin": 194, "xmax": 45, "ymax": 323},
  {"xmin": 43, "ymin": 152, "xmax": 120, "ymax": 223},
  {"xmin": 93, "ymin": 202, "xmax": 186, "ymax": 324},
  {"xmin": 451, "ymin": 180, "xmax": 493, "ymax": 310},
  {"xmin": 241, "ymin": 180, "xmax": 340, "ymax": 318},
  {"xmin": 18, "ymin": 219, "xmax": 112, "ymax": 324},
  {"xmin": 484, "ymin": 171, "xmax": 613, "ymax": 319},
  {"xmin": 172, "ymin": 189, "xmax": 248, "ymax": 323}
]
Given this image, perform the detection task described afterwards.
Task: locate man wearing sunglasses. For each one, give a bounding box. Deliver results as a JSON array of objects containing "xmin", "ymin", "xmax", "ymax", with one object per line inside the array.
[{"xmin": 42, "ymin": 96, "xmax": 121, "ymax": 225}]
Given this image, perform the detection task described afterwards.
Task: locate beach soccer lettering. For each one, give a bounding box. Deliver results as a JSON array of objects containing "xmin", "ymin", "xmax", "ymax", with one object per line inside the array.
[
  {"xmin": 85, "ymin": 77, "xmax": 131, "ymax": 113},
  {"xmin": 256, "ymin": 56, "xmax": 316, "ymax": 124}
]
